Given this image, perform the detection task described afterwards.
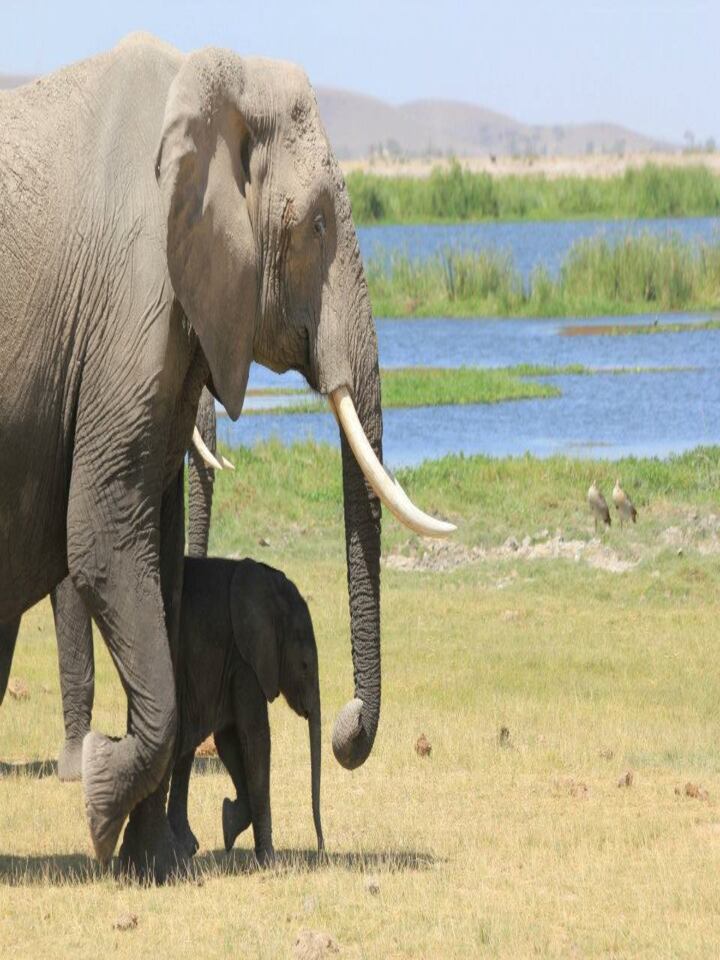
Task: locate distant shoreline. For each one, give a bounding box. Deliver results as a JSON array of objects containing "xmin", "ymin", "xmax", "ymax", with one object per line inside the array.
[{"xmin": 341, "ymin": 151, "xmax": 720, "ymax": 182}]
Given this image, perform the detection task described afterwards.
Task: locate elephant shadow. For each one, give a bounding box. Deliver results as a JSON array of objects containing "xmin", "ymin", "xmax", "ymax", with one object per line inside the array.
[
  {"xmin": 0, "ymin": 759, "xmax": 58, "ymax": 779},
  {"xmin": 178, "ymin": 846, "xmax": 440, "ymax": 877},
  {"xmin": 0, "ymin": 846, "xmax": 439, "ymax": 886}
]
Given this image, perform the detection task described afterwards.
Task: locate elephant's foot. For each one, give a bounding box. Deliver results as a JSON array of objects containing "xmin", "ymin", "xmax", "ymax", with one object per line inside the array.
[
  {"xmin": 58, "ymin": 738, "xmax": 85, "ymax": 782},
  {"xmin": 119, "ymin": 796, "xmax": 190, "ymax": 885},
  {"xmin": 168, "ymin": 813, "xmax": 199, "ymax": 858},
  {"xmin": 254, "ymin": 844, "xmax": 276, "ymax": 868},
  {"xmin": 82, "ymin": 732, "xmax": 130, "ymax": 864},
  {"xmin": 222, "ymin": 796, "xmax": 252, "ymax": 852}
]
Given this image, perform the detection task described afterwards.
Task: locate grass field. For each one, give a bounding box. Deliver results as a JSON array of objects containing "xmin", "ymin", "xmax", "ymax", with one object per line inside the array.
[
  {"xmin": 246, "ymin": 366, "xmax": 690, "ymax": 416},
  {"xmin": 347, "ymin": 161, "xmax": 720, "ymax": 225},
  {"xmin": 366, "ymin": 235, "xmax": 720, "ymax": 318},
  {"xmin": 3, "ymin": 443, "xmax": 720, "ymax": 958}
]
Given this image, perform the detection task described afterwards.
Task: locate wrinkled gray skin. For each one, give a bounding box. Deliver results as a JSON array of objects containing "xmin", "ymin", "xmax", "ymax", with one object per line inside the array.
[
  {"xmin": 167, "ymin": 557, "xmax": 323, "ymax": 864},
  {"xmin": 53, "ymin": 388, "xmax": 218, "ymax": 783},
  {"xmin": 0, "ymin": 35, "xmax": 382, "ymax": 882}
]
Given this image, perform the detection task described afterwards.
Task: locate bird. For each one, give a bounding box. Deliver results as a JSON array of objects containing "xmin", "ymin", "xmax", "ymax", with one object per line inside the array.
[
  {"xmin": 587, "ymin": 481, "xmax": 612, "ymax": 533},
  {"xmin": 612, "ymin": 478, "xmax": 638, "ymax": 528}
]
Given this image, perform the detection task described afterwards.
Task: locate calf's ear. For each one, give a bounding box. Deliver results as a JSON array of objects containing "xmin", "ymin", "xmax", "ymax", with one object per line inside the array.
[{"xmin": 229, "ymin": 561, "xmax": 280, "ymax": 702}]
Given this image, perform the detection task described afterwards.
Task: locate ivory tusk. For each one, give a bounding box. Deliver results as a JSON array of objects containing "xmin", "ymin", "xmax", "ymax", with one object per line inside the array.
[
  {"xmin": 192, "ymin": 426, "xmax": 224, "ymax": 471},
  {"xmin": 329, "ymin": 386, "xmax": 456, "ymax": 538},
  {"xmin": 220, "ymin": 456, "xmax": 235, "ymax": 471}
]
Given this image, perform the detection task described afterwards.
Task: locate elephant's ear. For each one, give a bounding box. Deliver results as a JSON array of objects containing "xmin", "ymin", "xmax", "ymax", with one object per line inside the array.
[
  {"xmin": 156, "ymin": 49, "xmax": 258, "ymax": 421},
  {"xmin": 229, "ymin": 560, "xmax": 280, "ymax": 703}
]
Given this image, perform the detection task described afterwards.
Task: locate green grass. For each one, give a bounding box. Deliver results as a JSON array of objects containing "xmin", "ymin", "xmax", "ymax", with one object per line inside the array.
[
  {"xmin": 367, "ymin": 234, "xmax": 720, "ymax": 317},
  {"xmin": 5, "ymin": 443, "xmax": 720, "ymax": 958},
  {"xmin": 243, "ymin": 365, "xmax": 693, "ymax": 416},
  {"xmin": 348, "ymin": 160, "xmax": 720, "ymax": 224},
  {"xmin": 208, "ymin": 441, "xmax": 720, "ymax": 555},
  {"xmin": 245, "ymin": 367, "xmax": 562, "ymax": 416}
]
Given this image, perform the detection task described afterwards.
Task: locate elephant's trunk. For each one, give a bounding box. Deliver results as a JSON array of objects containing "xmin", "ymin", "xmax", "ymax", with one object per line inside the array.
[
  {"xmin": 321, "ymin": 237, "xmax": 383, "ymax": 770},
  {"xmin": 309, "ymin": 706, "xmax": 324, "ymax": 855},
  {"xmin": 187, "ymin": 387, "xmax": 216, "ymax": 558}
]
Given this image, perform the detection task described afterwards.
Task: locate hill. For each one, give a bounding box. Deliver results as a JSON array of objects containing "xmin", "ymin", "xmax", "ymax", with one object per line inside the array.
[{"xmin": 316, "ymin": 87, "xmax": 673, "ymax": 159}]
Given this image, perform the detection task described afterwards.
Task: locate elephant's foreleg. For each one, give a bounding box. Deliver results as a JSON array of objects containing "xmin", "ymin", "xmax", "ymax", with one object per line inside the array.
[
  {"xmin": 68, "ymin": 470, "xmax": 185, "ymax": 881},
  {"xmin": 116, "ymin": 469, "xmax": 189, "ymax": 881},
  {"xmin": 234, "ymin": 690, "xmax": 274, "ymax": 865},
  {"xmin": 214, "ymin": 726, "xmax": 252, "ymax": 851},
  {"xmin": 0, "ymin": 617, "xmax": 20, "ymax": 707},
  {"xmin": 51, "ymin": 577, "xmax": 94, "ymax": 782}
]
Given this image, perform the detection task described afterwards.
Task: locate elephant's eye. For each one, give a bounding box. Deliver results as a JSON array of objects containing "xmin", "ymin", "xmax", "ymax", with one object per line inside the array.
[{"xmin": 312, "ymin": 212, "xmax": 326, "ymax": 239}]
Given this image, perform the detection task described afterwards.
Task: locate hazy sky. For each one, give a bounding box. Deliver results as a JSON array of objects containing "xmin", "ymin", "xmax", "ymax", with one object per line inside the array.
[{"xmin": 2, "ymin": 0, "xmax": 717, "ymax": 144}]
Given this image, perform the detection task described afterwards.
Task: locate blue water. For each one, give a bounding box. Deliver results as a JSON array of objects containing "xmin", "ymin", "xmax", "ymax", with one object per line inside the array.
[
  {"xmin": 220, "ymin": 313, "xmax": 720, "ymax": 467},
  {"xmin": 220, "ymin": 216, "xmax": 720, "ymax": 465},
  {"xmin": 357, "ymin": 216, "xmax": 720, "ymax": 279}
]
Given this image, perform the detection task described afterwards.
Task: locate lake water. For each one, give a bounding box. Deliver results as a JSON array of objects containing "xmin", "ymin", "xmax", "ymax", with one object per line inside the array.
[
  {"xmin": 357, "ymin": 216, "xmax": 720, "ymax": 279},
  {"xmin": 219, "ymin": 313, "xmax": 720, "ymax": 467},
  {"xmin": 217, "ymin": 216, "xmax": 720, "ymax": 465}
]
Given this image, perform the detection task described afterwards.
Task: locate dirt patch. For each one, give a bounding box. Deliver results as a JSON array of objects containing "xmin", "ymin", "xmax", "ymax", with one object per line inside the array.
[
  {"xmin": 294, "ymin": 930, "xmax": 340, "ymax": 959},
  {"xmin": 385, "ymin": 531, "xmax": 638, "ymax": 574}
]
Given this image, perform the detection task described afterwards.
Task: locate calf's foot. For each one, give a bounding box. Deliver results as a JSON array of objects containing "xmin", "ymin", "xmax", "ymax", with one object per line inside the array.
[
  {"xmin": 222, "ymin": 796, "xmax": 252, "ymax": 852},
  {"xmin": 119, "ymin": 793, "xmax": 190, "ymax": 884},
  {"xmin": 168, "ymin": 813, "xmax": 199, "ymax": 858}
]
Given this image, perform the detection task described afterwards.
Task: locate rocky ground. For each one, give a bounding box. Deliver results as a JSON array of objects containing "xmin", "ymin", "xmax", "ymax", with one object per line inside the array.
[{"xmin": 385, "ymin": 509, "xmax": 720, "ymax": 575}]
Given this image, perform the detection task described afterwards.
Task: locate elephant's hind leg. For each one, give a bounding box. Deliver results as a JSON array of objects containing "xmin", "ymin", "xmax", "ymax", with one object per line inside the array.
[
  {"xmin": 51, "ymin": 577, "xmax": 94, "ymax": 782},
  {"xmin": 0, "ymin": 617, "xmax": 20, "ymax": 707}
]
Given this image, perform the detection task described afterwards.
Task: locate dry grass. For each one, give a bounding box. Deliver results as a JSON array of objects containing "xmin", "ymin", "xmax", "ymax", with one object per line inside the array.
[
  {"xmin": 341, "ymin": 151, "xmax": 720, "ymax": 182},
  {"xmin": 2, "ymin": 450, "xmax": 720, "ymax": 958}
]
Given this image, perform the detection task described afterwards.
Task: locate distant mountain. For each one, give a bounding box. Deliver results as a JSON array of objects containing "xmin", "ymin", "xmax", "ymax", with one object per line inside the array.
[
  {"xmin": 316, "ymin": 88, "xmax": 674, "ymax": 159},
  {"xmin": 0, "ymin": 73, "xmax": 674, "ymax": 158}
]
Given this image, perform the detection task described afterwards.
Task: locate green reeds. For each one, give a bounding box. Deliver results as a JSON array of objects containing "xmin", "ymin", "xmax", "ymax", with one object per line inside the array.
[
  {"xmin": 366, "ymin": 234, "xmax": 720, "ymax": 317},
  {"xmin": 348, "ymin": 162, "xmax": 720, "ymax": 224}
]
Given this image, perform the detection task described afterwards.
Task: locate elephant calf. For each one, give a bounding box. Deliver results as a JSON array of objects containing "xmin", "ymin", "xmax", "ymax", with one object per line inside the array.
[{"xmin": 168, "ymin": 557, "xmax": 324, "ymax": 864}]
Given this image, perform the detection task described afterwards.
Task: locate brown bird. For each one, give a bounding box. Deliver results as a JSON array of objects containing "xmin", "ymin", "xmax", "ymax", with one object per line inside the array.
[
  {"xmin": 587, "ymin": 481, "xmax": 611, "ymax": 533},
  {"xmin": 612, "ymin": 478, "xmax": 638, "ymax": 528}
]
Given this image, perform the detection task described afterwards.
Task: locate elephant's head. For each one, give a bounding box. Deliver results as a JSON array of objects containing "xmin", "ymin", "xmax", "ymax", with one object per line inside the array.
[{"xmin": 156, "ymin": 49, "xmax": 454, "ymax": 770}]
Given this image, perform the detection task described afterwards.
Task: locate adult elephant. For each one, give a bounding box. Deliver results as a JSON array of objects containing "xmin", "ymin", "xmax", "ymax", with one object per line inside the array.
[
  {"xmin": 52, "ymin": 388, "xmax": 223, "ymax": 783},
  {"xmin": 0, "ymin": 34, "xmax": 452, "ymax": 881}
]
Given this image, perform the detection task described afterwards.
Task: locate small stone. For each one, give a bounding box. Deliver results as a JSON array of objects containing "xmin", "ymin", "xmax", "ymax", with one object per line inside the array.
[
  {"xmin": 415, "ymin": 734, "xmax": 432, "ymax": 758},
  {"xmin": 521, "ymin": 535, "xmax": 532, "ymax": 549},
  {"xmin": 504, "ymin": 536, "xmax": 519, "ymax": 552},
  {"xmin": 7, "ymin": 678, "xmax": 29, "ymax": 701},
  {"xmin": 112, "ymin": 913, "xmax": 138, "ymax": 931},
  {"xmin": 294, "ymin": 929, "xmax": 340, "ymax": 960},
  {"xmin": 677, "ymin": 548, "xmax": 684, "ymax": 557},
  {"xmin": 258, "ymin": 536, "xmax": 271, "ymax": 547},
  {"xmin": 556, "ymin": 777, "xmax": 588, "ymax": 799},
  {"xmin": 365, "ymin": 875, "xmax": 380, "ymax": 895},
  {"xmin": 684, "ymin": 782, "xmax": 709, "ymax": 801},
  {"xmin": 617, "ymin": 770, "xmax": 634, "ymax": 788}
]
